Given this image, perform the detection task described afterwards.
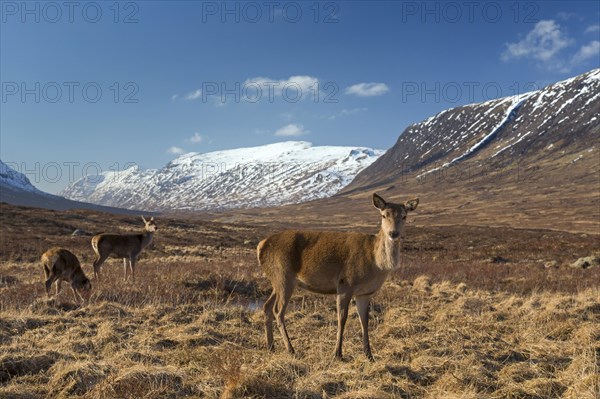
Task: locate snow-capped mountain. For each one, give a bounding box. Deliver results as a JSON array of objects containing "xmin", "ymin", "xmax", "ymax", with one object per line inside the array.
[
  {"xmin": 0, "ymin": 160, "xmax": 44, "ymax": 194},
  {"xmin": 0, "ymin": 160, "xmax": 145, "ymax": 214},
  {"xmin": 346, "ymin": 68, "xmax": 599, "ymax": 192},
  {"xmin": 61, "ymin": 141, "xmax": 384, "ymax": 211}
]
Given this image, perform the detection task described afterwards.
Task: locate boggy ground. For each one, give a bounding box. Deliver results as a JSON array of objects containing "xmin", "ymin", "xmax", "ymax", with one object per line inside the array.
[{"xmin": 0, "ymin": 203, "xmax": 598, "ymax": 398}]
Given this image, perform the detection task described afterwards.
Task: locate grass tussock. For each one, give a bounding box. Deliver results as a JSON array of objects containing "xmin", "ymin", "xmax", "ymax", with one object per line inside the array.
[{"xmin": 48, "ymin": 360, "xmax": 110, "ymax": 398}]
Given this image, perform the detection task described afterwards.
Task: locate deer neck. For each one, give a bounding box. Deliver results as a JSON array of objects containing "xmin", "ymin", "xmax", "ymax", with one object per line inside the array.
[
  {"xmin": 374, "ymin": 230, "xmax": 402, "ymax": 271},
  {"xmin": 141, "ymin": 230, "xmax": 154, "ymax": 249}
]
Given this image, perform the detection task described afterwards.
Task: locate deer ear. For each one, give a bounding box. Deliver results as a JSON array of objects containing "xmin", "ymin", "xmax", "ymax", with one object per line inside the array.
[
  {"xmin": 405, "ymin": 198, "xmax": 419, "ymax": 211},
  {"xmin": 372, "ymin": 193, "xmax": 387, "ymax": 210},
  {"xmin": 150, "ymin": 217, "xmax": 155, "ymax": 222},
  {"xmin": 141, "ymin": 216, "xmax": 147, "ymax": 223}
]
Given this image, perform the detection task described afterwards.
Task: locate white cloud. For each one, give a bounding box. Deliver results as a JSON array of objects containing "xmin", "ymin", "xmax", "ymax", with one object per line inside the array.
[
  {"xmin": 167, "ymin": 146, "xmax": 185, "ymax": 155},
  {"xmin": 501, "ymin": 20, "xmax": 573, "ymax": 62},
  {"xmin": 184, "ymin": 89, "xmax": 202, "ymax": 100},
  {"xmin": 344, "ymin": 82, "xmax": 389, "ymax": 97},
  {"xmin": 179, "ymin": 76, "xmax": 321, "ymax": 105},
  {"xmin": 570, "ymin": 40, "xmax": 600, "ymax": 66},
  {"xmin": 187, "ymin": 132, "xmax": 206, "ymax": 144},
  {"xmin": 280, "ymin": 112, "xmax": 294, "ymax": 121},
  {"xmin": 253, "ymin": 128, "xmax": 269, "ymax": 136},
  {"xmin": 274, "ymin": 124, "xmax": 309, "ymax": 137},
  {"xmin": 340, "ymin": 107, "xmax": 368, "ymax": 116},
  {"xmin": 243, "ymin": 75, "xmax": 319, "ymax": 100},
  {"xmin": 327, "ymin": 107, "xmax": 368, "ymax": 120},
  {"xmin": 585, "ymin": 24, "xmax": 600, "ymax": 34},
  {"xmin": 556, "ymin": 12, "xmax": 577, "ymax": 21}
]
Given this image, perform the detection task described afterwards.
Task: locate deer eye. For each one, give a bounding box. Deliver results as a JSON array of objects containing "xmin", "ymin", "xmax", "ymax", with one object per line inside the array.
[{"xmin": 382, "ymin": 214, "xmax": 386, "ymax": 219}]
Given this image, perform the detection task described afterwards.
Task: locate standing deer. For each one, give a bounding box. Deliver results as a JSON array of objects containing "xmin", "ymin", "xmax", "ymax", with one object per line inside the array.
[
  {"xmin": 258, "ymin": 193, "xmax": 418, "ymax": 361},
  {"xmin": 41, "ymin": 247, "xmax": 92, "ymax": 304},
  {"xmin": 91, "ymin": 216, "xmax": 157, "ymax": 282}
]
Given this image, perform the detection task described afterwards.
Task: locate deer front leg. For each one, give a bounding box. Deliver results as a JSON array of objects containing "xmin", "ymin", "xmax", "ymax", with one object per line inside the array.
[
  {"xmin": 355, "ymin": 295, "xmax": 374, "ymax": 361},
  {"xmin": 45, "ymin": 275, "xmax": 57, "ymax": 298},
  {"xmin": 130, "ymin": 257, "xmax": 137, "ymax": 282},
  {"xmin": 123, "ymin": 258, "xmax": 129, "ymax": 281},
  {"xmin": 56, "ymin": 279, "xmax": 63, "ymax": 296},
  {"xmin": 71, "ymin": 286, "xmax": 81, "ymax": 303},
  {"xmin": 334, "ymin": 292, "xmax": 352, "ymax": 360}
]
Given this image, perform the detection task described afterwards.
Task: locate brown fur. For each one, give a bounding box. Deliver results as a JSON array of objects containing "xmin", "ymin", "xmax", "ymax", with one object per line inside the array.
[
  {"xmin": 258, "ymin": 193, "xmax": 419, "ymax": 360},
  {"xmin": 41, "ymin": 247, "xmax": 92, "ymax": 304},
  {"xmin": 91, "ymin": 217, "xmax": 157, "ymax": 282}
]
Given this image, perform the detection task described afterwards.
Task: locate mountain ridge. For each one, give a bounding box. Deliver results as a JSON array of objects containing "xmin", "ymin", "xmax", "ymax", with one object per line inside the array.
[
  {"xmin": 0, "ymin": 161, "xmax": 150, "ymax": 214},
  {"xmin": 344, "ymin": 68, "xmax": 599, "ymax": 194},
  {"xmin": 61, "ymin": 141, "xmax": 384, "ymax": 211}
]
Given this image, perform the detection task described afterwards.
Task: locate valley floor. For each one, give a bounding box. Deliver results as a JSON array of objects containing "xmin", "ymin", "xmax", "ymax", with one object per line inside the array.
[{"xmin": 0, "ymin": 204, "xmax": 598, "ymax": 398}]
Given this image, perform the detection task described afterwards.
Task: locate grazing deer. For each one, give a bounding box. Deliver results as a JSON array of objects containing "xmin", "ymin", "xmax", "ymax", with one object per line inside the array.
[
  {"xmin": 91, "ymin": 216, "xmax": 157, "ymax": 282},
  {"xmin": 258, "ymin": 193, "xmax": 418, "ymax": 361},
  {"xmin": 41, "ymin": 247, "xmax": 92, "ymax": 304}
]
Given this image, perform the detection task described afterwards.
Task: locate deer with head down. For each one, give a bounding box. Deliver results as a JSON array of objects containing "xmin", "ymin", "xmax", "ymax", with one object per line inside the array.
[
  {"xmin": 257, "ymin": 193, "xmax": 418, "ymax": 361},
  {"xmin": 91, "ymin": 216, "xmax": 157, "ymax": 282},
  {"xmin": 41, "ymin": 247, "xmax": 92, "ymax": 304}
]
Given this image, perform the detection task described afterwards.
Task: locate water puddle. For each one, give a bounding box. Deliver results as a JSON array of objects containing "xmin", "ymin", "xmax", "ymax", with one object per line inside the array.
[
  {"xmin": 246, "ymin": 299, "xmax": 264, "ymax": 312},
  {"xmin": 222, "ymin": 298, "xmax": 264, "ymax": 312}
]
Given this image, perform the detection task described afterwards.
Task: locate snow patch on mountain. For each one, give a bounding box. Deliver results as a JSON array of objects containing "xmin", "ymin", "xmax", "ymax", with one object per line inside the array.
[
  {"xmin": 345, "ymin": 68, "xmax": 600, "ymax": 193},
  {"xmin": 61, "ymin": 141, "xmax": 384, "ymax": 211},
  {"xmin": 415, "ymin": 93, "xmax": 535, "ymax": 178},
  {"xmin": 0, "ymin": 160, "xmax": 44, "ymax": 194},
  {"xmin": 451, "ymin": 93, "xmax": 534, "ymax": 162}
]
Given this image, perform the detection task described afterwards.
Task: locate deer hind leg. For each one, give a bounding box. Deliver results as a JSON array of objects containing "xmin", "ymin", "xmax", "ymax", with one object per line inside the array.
[
  {"xmin": 355, "ymin": 295, "xmax": 374, "ymax": 361},
  {"xmin": 43, "ymin": 264, "xmax": 50, "ymax": 281},
  {"xmin": 93, "ymin": 252, "xmax": 109, "ymax": 280},
  {"xmin": 275, "ymin": 272, "xmax": 296, "ymax": 355},
  {"xmin": 263, "ymin": 291, "xmax": 277, "ymax": 351},
  {"xmin": 334, "ymin": 292, "xmax": 353, "ymax": 360}
]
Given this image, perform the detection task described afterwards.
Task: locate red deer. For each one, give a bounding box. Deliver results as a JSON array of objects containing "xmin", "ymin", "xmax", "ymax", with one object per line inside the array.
[
  {"xmin": 258, "ymin": 193, "xmax": 418, "ymax": 360},
  {"xmin": 91, "ymin": 216, "xmax": 157, "ymax": 281},
  {"xmin": 41, "ymin": 247, "xmax": 92, "ymax": 304}
]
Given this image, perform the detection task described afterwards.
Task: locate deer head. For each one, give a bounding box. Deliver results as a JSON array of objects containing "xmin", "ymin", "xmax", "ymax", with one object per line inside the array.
[{"xmin": 373, "ymin": 193, "xmax": 418, "ymax": 241}]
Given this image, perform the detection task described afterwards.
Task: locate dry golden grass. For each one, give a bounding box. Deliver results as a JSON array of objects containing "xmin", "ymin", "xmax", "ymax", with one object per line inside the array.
[
  {"xmin": 1, "ymin": 255, "xmax": 598, "ymax": 398},
  {"xmin": 0, "ymin": 204, "xmax": 599, "ymax": 398}
]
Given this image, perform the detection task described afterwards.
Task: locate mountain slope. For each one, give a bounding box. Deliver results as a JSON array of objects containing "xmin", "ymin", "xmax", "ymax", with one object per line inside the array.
[
  {"xmin": 61, "ymin": 141, "xmax": 384, "ymax": 211},
  {"xmin": 0, "ymin": 161, "xmax": 145, "ymax": 214},
  {"xmin": 346, "ymin": 69, "xmax": 599, "ymax": 193},
  {"xmin": 0, "ymin": 160, "xmax": 45, "ymax": 194},
  {"xmin": 330, "ymin": 69, "xmax": 599, "ymax": 233}
]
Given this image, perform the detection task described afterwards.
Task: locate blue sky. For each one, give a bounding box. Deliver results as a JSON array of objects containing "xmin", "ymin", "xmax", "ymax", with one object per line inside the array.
[{"xmin": 1, "ymin": 0, "xmax": 599, "ymax": 193}]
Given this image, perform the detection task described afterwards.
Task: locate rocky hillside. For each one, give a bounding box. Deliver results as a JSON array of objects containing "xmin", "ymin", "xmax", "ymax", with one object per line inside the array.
[
  {"xmin": 346, "ymin": 69, "xmax": 599, "ymax": 193},
  {"xmin": 322, "ymin": 69, "xmax": 599, "ymax": 233}
]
